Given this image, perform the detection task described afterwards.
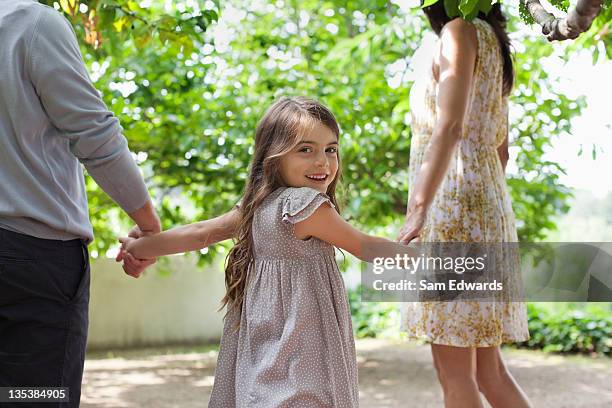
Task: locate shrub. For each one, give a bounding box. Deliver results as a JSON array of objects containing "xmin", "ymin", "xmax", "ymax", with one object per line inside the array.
[
  {"xmin": 348, "ymin": 286, "xmax": 400, "ymax": 339},
  {"xmin": 348, "ymin": 286, "xmax": 612, "ymax": 356},
  {"xmin": 516, "ymin": 303, "xmax": 611, "ymax": 356}
]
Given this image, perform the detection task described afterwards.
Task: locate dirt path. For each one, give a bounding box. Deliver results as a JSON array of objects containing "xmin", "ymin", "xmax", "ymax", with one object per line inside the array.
[{"xmin": 81, "ymin": 339, "xmax": 612, "ymax": 408}]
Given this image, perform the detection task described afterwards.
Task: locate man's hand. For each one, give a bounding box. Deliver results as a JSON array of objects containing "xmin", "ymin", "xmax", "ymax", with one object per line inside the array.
[{"xmin": 115, "ymin": 225, "xmax": 158, "ymax": 278}]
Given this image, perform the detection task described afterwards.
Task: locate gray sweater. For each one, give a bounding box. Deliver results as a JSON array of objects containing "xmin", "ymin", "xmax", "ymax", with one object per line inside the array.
[{"xmin": 0, "ymin": 0, "xmax": 149, "ymax": 243}]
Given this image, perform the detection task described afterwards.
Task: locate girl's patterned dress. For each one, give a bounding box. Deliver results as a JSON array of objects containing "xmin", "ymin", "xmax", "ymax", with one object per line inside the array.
[{"xmin": 209, "ymin": 187, "xmax": 359, "ymax": 407}]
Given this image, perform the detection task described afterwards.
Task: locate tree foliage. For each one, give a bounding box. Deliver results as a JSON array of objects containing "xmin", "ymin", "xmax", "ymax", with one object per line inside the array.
[
  {"xmin": 419, "ymin": 0, "xmax": 612, "ymax": 42},
  {"xmin": 36, "ymin": 0, "xmax": 597, "ymax": 258}
]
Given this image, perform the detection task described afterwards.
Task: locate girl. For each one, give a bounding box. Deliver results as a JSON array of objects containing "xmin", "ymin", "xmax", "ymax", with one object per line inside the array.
[{"xmin": 118, "ymin": 96, "xmax": 391, "ymax": 407}]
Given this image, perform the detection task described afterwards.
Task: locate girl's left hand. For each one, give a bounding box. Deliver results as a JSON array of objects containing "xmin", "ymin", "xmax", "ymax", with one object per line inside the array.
[
  {"xmin": 116, "ymin": 236, "xmax": 155, "ymax": 278},
  {"xmin": 397, "ymin": 207, "xmax": 427, "ymax": 245},
  {"xmin": 116, "ymin": 236, "xmax": 136, "ymax": 261}
]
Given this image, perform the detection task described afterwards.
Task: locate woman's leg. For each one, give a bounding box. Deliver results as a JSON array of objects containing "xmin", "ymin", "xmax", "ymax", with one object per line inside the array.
[
  {"xmin": 475, "ymin": 346, "xmax": 532, "ymax": 408},
  {"xmin": 431, "ymin": 344, "xmax": 484, "ymax": 408}
]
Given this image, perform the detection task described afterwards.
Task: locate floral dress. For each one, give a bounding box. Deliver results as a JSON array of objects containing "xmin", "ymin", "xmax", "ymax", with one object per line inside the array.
[{"xmin": 401, "ymin": 18, "xmax": 529, "ymax": 347}]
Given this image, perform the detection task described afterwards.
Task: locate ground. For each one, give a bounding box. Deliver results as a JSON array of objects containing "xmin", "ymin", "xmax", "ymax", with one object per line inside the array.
[{"xmin": 82, "ymin": 339, "xmax": 612, "ymax": 408}]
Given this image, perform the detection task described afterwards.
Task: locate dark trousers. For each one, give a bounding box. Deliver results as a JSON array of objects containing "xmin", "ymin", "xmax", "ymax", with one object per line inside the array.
[{"xmin": 0, "ymin": 228, "xmax": 90, "ymax": 408}]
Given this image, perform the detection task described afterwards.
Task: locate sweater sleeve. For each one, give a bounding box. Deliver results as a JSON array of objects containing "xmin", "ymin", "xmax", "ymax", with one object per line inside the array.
[{"xmin": 27, "ymin": 7, "xmax": 149, "ymax": 213}]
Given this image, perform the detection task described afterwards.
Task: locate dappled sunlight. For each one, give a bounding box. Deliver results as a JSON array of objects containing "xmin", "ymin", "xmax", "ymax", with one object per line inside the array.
[
  {"xmin": 362, "ymin": 360, "xmax": 381, "ymax": 368},
  {"xmin": 155, "ymin": 368, "xmax": 196, "ymax": 377},
  {"xmin": 81, "ymin": 351, "xmax": 218, "ymax": 408},
  {"xmin": 503, "ymin": 354, "xmax": 567, "ymax": 368},
  {"xmin": 80, "ymin": 340, "xmax": 612, "ymax": 407},
  {"xmin": 192, "ymin": 375, "xmax": 216, "ymax": 387},
  {"xmin": 357, "ymin": 341, "xmax": 442, "ymax": 407},
  {"xmin": 85, "ymin": 359, "xmax": 170, "ymax": 371},
  {"xmin": 577, "ymin": 382, "xmax": 612, "ymax": 397},
  {"xmin": 153, "ymin": 350, "xmax": 218, "ymax": 362},
  {"xmin": 503, "ymin": 347, "xmax": 612, "ymax": 370}
]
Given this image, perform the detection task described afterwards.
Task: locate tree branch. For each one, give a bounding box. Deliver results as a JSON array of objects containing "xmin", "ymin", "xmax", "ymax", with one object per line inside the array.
[{"xmin": 525, "ymin": 0, "xmax": 604, "ymax": 41}]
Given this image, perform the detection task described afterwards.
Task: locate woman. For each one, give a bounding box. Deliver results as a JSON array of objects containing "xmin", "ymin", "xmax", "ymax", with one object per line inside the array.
[{"xmin": 398, "ymin": 3, "xmax": 532, "ymax": 408}]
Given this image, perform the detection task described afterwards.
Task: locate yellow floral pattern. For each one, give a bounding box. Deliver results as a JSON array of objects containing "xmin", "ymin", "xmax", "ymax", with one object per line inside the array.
[{"xmin": 401, "ymin": 19, "xmax": 529, "ymax": 347}]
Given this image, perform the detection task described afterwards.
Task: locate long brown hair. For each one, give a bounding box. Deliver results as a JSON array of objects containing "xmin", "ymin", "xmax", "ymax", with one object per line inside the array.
[
  {"xmin": 422, "ymin": 2, "xmax": 514, "ymax": 96},
  {"xmin": 221, "ymin": 97, "xmax": 342, "ymax": 323}
]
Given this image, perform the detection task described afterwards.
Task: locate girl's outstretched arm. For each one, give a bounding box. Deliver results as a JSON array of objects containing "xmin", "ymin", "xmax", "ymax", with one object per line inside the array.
[
  {"xmin": 120, "ymin": 208, "xmax": 240, "ymax": 259},
  {"xmin": 293, "ymin": 203, "xmax": 392, "ymax": 261}
]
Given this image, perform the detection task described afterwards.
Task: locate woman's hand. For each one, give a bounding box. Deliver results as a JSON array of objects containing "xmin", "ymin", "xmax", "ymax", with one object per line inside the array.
[{"xmin": 397, "ymin": 206, "xmax": 427, "ymax": 245}]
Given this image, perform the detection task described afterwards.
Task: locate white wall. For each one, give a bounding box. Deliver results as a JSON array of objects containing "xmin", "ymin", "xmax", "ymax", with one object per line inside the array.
[{"xmin": 87, "ymin": 255, "xmax": 226, "ymax": 349}]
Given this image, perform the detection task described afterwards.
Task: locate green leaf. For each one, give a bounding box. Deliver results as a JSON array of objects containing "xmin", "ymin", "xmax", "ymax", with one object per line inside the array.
[
  {"xmin": 465, "ymin": 6, "xmax": 480, "ymax": 21},
  {"xmin": 127, "ymin": 0, "xmax": 141, "ymax": 12},
  {"xmin": 519, "ymin": 0, "xmax": 537, "ymax": 25},
  {"xmin": 421, "ymin": 0, "xmax": 440, "ymax": 8},
  {"xmin": 113, "ymin": 16, "xmax": 129, "ymax": 33},
  {"xmin": 59, "ymin": 0, "xmax": 78, "ymax": 17},
  {"xmin": 459, "ymin": 0, "xmax": 479, "ymax": 16},
  {"xmin": 444, "ymin": 0, "xmax": 461, "ymax": 18},
  {"xmin": 134, "ymin": 32, "xmax": 152, "ymax": 49},
  {"xmin": 98, "ymin": 7, "xmax": 115, "ymax": 29},
  {"xmin": 478, "ymin": 0, "xmax": 493, "ymax": 14}
]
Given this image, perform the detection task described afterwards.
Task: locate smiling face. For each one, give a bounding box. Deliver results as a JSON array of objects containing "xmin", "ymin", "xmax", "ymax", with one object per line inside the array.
[{"xmin": 278, "ymin": 121, "xmax": 339, "ymax": 193}]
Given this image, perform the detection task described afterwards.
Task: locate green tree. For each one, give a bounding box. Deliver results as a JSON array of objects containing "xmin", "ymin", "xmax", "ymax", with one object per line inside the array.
[{"xmin": 37, "ymin": 0, "xmax": 604, "ymax": 258}]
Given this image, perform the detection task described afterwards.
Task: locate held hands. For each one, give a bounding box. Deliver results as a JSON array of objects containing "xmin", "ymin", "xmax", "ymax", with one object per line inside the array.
[
  {"xmin": 115, "ymin": 225, "xmax": 157, "ymax": 278},
  {"xmin": 397, "ymin": 204, "xmax": 427, "ymax": 245}
]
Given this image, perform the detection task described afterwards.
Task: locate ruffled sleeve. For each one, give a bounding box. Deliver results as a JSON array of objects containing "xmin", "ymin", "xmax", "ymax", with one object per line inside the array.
[{"xmin": 281, "ymin": 187, "xmax": 335, "ymax": 224}]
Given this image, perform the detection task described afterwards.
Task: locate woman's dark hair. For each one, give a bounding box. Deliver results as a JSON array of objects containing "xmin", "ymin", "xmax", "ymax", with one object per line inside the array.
[{"xmin": 422, "ymin": 2, "xmax": 514, "ymax": 96}]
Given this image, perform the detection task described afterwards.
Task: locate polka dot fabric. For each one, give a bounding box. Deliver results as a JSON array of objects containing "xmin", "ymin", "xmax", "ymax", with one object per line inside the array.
[{"xmin": 208, "ymin": 187, "xmax": 359, "ymax": 407}]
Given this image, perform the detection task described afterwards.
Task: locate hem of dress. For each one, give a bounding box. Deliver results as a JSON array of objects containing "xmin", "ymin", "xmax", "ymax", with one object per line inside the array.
[{"xmin": 400, "ymin": 332, "xmax": 531, "ymax": 348}]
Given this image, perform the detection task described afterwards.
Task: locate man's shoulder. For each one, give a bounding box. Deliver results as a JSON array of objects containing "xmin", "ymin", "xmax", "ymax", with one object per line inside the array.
[
  {"xmin": 2, "ymin": 1, "xmax": 71, "ymax": 38},
  {"xmin": 2, "ymin": 1, "xmax": 52, "ymax": 21},
  {"xmin": 32, "ymin": 3, "xmax": 73, "ymax": 37},
  {"xmin": 15, "ymin": 1, "xmax": 62, "ymax": 16}
]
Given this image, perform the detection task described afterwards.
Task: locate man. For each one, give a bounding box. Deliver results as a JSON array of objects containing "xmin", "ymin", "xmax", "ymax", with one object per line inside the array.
[{"xmin": 0, "ymin": 1, "xmax": 159, "ymax": 406}]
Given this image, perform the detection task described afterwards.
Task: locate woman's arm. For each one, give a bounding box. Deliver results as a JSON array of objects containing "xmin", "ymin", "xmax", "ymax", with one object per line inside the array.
[
  {"xmin": 121, "ymin": 208, "xmax": 240, "ymax": 259},
  {"xmin": 398, "ymin": 19, "xmax": 478, "ymax": 244},
  {"xmin": 497, "ymin": 101, "xmax": 510, "ymax": 173},
  {"xmin": 497, "ymin": 135, "xmax": 509, "ymax": 173},
  {"xmin": 408, "ymin": 18, "xmax": 478, "ymax": 213},
  {"xmin": 293, "ymin": 203, "xmax": 392, "ymax": 261}
]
